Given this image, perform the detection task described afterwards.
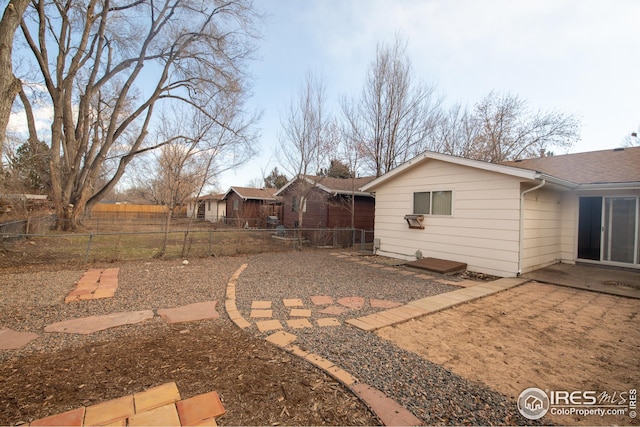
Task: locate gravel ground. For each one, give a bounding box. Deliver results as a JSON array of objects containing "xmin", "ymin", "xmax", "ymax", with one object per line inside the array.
[
  {"xmin": 1, "ymin": 248, "xmax": 543, "ymax": 425},
  {"xmin": 0, "ymin": 256, "xmax": 246, "ymax": 361},
  {"xmin": 235, "ymin": 250, "xmax": 545, "ymax": 425}
]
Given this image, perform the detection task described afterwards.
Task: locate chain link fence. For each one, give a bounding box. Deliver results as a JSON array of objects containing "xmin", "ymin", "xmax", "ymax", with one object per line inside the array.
[{"xmin": 0, "ymin": 216, "xmax": 372, "ymax": 266}]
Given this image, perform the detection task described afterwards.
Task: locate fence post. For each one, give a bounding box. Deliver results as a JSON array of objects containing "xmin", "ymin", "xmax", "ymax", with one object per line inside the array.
[
  {"xmin": 360, "ymin": 229, "xmax": 365, "ymax": 252},
  {"xmin": 85, "ymin": 234, "xmax": 93, "ymax": 263}
]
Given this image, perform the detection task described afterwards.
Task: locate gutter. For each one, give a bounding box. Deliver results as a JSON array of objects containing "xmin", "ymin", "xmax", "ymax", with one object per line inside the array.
[{"xmin": 518, "ymin": 179, "xmax": 546, "ymax": 276}]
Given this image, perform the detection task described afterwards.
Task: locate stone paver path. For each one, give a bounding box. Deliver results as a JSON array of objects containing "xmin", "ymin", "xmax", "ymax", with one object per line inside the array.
[
  {"xmin": 0, "ymin": 328, "xmax": 40, "ymax": 350},
  {"xmin": 44, "ymin": 310, "xmax": 154, "ymax": 334},
  {"xmin": 157, "ymin": 301, "xmax": 219, "ymax": 324},
  {"xmin": 65, "ymin": 268, "xmax": 120, "ymax": 303},
  {"xmin": 347, "ymin": 277, "xmax": 530, "ymax": 331},
  {"xmin": 29, "ymin": 382, "xmax": 225, "ymax": 426}
]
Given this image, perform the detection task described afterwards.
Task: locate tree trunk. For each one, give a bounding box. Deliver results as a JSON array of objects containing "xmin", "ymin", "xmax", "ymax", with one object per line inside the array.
[{"xmin": 0, "ymin": 0, "xmax": 30, "ymax": 165}]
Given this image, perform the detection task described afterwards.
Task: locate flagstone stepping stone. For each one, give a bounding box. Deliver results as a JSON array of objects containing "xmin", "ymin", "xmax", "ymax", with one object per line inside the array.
[
  {"xmin": 255, "ymin": 319, "xmax": 283, "ymax": 333},
  {"xmin": 287, "ymin": 318, "xmax": 313, "ymax": 329},
  {"xmin": 0, "ymin": 327, "xmax": 40, "ymax": 350},
  {"xmin": 319, "ymin": 305, "xmax": 349, "ymax": 315},
  {"xmin": 65, "ymin": 268, "xmax": 119, "ymax": 303},
  {"xmin": 370, "ymin": 299, "xmax": 403, "ymax": 309},
  {"xmin": 316, "ymin": 318, "xmax": 341, "ymax": 327},
  {"xmin": 310, "ymin": 295, "xmax": 333, "ymax": 305},
  {"xmin": 249, "ymin": 309, "xmax": 273, "ymax": 318},
  {"xmin": 337, "ymin": 296, "xmax": 365, "ymax": 310},
  {"xmin": 251, "ymin": 300, "xmax": 272, "ymax": 309},
  {"xmin": 289, "ymin": 308, "xmax": 312, "ymax": 317},
  {"xmin": 44, "ymin": 310, "xmax": 154, "ymax": 334},
  {"xmin": 283, "ymin": 298, "xmax": 304, "ymax": 307},
  {"xmin": 157, "ymin": 301, "xmax": 219, "ymax": 324}
]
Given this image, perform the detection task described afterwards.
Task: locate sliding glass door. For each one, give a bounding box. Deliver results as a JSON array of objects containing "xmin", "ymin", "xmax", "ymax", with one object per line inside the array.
[{"xmin": 578, "ymin": 196, "xmax": 639, "ymax": 265}]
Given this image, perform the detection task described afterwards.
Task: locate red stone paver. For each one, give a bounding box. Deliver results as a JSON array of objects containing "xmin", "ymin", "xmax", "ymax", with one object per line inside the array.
[
  {"xmin": 319, "ymin": 305, "xmax": 348, "ymax": 315},
  {"xmin": 370, "ymin": 299, "xmax": 403, "ymax": 309},
  {"xmin": 134, "ymin": 382, "xmax": 181, "ymax": 413},
  {"xmin": 316, "ymin": 318, "xmax": 341, "ymax": 327},
  {"xmin": 65, "ymin": 268, "xmax": 120, "ymax": 303},
  {"xmin": 249, "ymin": 309, "xmax": 273, "ymax": 318},
  {"xmin": 31, "ymin": 383, "xmax": 226, "ymax": 427},
  {"xmin": 128, "ymin": 403, "xmax": 181, "ymax": 426},
  {"xmin": 266, "ymin": 330, "xmax": 297, "ymax": 347},
  {"xmin": 44, "ymin": 310, "xmax": 154, "ymax": 334},
  {"xmin": 30, "ymin": 407, "xmax": 85, "ymax": 426},
  {"xmin": 251, "ymin": 300, "xmax": 272, "ymax": 309},
  {"xmin": 310, "ymin": 295, "xmax": 333, "ymax": 305},
  {"xmin": 84, "ymin": 395, "xmax": 135, "ymax": 426},
  {"xmin": 255, "ymin": 319, "xmax": 283, "ymax": 332},
  {"xmin": 289, "ymin": 308, "xmax": 312, "ymax": 317},
  {"xmin": 0, "ymin": 327, "xmax": 39, "ymax": 350},
  {"xmin": 337, "ymin": 296, "xmax": 365, "ymax": 310},
  {"xmin": 351, "ymin": 383, "xmax": 423, "ymax": 426},
  {"xmin": 287, "ymin": 318, "xmax": 313, "ymax": 329},
  {"xmin": 157, "ymin": 301, "xmax": 219, "ymax": 324},
  {"xmin": 176, "ymin": 391, "xmax": 225, "ymax": 425},
  {"xmin": 283, "ymin": 298, "xmax": 304, "ymax": 307}
]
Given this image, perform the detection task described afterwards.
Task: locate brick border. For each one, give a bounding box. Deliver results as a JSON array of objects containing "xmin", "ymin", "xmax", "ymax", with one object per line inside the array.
[{"xmin": 223, "ymin": 263, "xmax": 423, "ymax": 426}]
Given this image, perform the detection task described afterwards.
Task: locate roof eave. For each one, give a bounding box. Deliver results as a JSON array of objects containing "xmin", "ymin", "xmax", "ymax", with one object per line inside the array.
[
  {"xmin": 361, "ymin": 151, "xmax": 542, "ymax": 191},
  {"xmin": 576, "ymin": 182, "xmax": 640, "ymax": 191}
]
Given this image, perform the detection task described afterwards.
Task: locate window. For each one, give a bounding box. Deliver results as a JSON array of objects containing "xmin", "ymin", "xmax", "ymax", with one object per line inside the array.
[
  {"xmin": 413, "ymin": 191, "xmax": 452, "ymax": 216},
  {"xmin": 233, "ymin": 199, "xmax": 239, "ymax": 211},
  {"xmin": 292, "ymin": 196, "xmax": 306, "ymax": 213}
]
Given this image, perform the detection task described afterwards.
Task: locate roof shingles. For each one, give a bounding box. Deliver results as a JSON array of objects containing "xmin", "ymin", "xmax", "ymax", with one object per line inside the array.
[{"xmin": 501, "ymin": 147, "xmax": 640, "ymax": 185}]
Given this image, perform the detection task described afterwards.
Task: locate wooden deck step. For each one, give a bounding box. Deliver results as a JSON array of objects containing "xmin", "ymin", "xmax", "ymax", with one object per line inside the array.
[{"xmin": 405, "ymin": 257, "xmax": 467, "ymax": 274}]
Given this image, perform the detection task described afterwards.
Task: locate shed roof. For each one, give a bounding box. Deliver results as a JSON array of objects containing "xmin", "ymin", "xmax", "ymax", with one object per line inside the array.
[
  {"xmin": 224, "ymin": 186, "xmax": 278, "ymax": 201},
  {"xmin": 275, "ymin": 175, "xmax": 376, "ymax": 197}
]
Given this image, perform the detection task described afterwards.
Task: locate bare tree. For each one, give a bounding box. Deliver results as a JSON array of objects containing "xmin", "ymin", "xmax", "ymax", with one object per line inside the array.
[
  {"xmin": 427, "ymin": 92, "xmax": 581, "ymax": 162},
  {"xmin": 342, "ymin": 36, "xmax": 441, "ymax": 177},
  {"xmin": 469, "ymin": 91, "xmax": 580, "ymax": 161},
  {"xmin": 16, "ymin": 0, "xmax": 260, "ymax": 230},
  {"xmin": 278, "ymin": 72, "xmax": 332, "ymax": 245},
  {"xmin": 134, "ymin": 105, "xmax": 254, "ymax": 257},
  {"xmin": 0, "ymin": 0, "xmax": 30, "ymax": 168},
  {"xmin": 623, "ymin": 127, "xmax": 639, "ymax": 147}
]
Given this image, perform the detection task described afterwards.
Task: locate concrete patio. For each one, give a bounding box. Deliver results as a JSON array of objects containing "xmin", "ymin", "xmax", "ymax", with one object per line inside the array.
[{"xmin": 522, "ymin": 262, "xmax": 640, "ymax": 299}]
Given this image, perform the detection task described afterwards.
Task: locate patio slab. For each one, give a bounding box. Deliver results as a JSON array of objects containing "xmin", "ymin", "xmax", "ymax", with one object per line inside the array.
[{"xmin": 523, "ymin": 263, "xmax": 640, "ymax": 298}]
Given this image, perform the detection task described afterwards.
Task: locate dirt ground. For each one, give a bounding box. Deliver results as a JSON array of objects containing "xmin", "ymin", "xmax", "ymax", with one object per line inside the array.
[
  {"xmin": 0, "ymin": 320, "xmax": 378, "ymax": 426},
  {"xmin": 378, "ymin": 281, "xmax": 640, "ymax": 426}
]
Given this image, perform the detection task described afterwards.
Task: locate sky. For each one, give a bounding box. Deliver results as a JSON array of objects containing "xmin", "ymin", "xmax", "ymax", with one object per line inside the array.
[{"xmin": 216, "ymin": 0, "xmax": 640, "ymax": 191}]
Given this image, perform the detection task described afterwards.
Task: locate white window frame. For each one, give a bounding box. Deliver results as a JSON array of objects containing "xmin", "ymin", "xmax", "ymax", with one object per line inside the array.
[{"xmin": 413, "ymin": 190, "xmax": 453, "ymax": 216}]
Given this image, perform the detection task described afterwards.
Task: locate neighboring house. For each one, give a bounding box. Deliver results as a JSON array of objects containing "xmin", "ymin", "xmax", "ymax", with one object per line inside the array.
[
  {"xmin": 186, "ymin": 194, "xmax": 226, "ymax": 222},
  {"xmin": 275, "ymin": 175, "xmax": 376, "ymax": 232},
  {"xmin": 222, "ymin": 187, "xmax": 281, "ymax": 228},
  {"xmin": 361, "ymin": 147, "xmax": 640, "ymax": 277}
]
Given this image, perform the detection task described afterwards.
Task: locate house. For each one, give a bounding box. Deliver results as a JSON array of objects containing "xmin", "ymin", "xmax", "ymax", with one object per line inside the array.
[
  {"xmin": 222, "ymin": 186, "xmax": 281, "ymax": 228},
  {"xmin": 186, "ymin": 194, "xmax": 226, "ymax": 222},
  {"xmin": 275, "ymin": 175, "xmax": 376, "ymax": 236},
  {"xmin": 361, "ymin": 147, "xmax": 640, "ymax": 277}
]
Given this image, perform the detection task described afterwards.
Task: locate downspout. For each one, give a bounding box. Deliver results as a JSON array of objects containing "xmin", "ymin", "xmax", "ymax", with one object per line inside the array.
[{"xmin": 518, "ymin": 179, "xmax": 546, "ymax": 276}]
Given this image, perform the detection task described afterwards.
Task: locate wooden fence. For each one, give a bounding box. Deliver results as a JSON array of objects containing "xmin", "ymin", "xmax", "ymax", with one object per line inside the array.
[{"xmin": 89, "ymin": 204, "xmax": 187, "ymax": 219}]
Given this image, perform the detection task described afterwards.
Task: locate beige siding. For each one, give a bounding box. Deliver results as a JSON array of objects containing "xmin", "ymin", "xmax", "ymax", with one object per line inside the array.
[
  {"xmin": 373, "ymin": 159, "xmax": 522, "ymax": 277},
  {"xmin": 560, "ymin": 193, "xmax": 577, "ymax": 263},
  {"xmin": 521, "ymin": 187, "xmax": 564, "ymax": 273}
]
